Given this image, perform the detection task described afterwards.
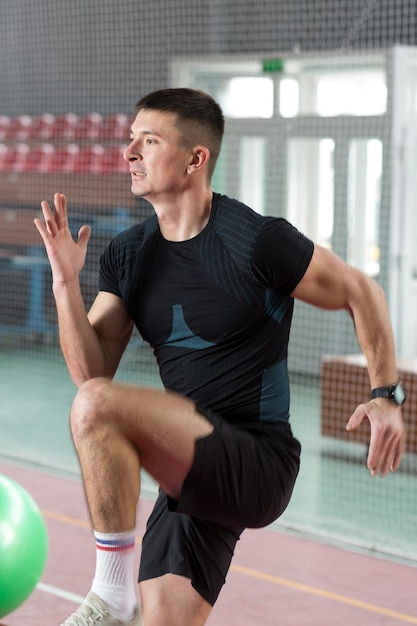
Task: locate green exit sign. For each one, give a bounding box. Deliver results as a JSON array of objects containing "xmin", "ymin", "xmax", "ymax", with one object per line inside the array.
[{"xmin": 262, "ymin": 58, "xmax": 284, "ymax": 73}]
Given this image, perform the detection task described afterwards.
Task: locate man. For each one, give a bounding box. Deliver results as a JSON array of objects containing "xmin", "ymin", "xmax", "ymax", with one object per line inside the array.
[{"xmin": 35, "ymin": 88, "xmax": 405, "ymax": 626}]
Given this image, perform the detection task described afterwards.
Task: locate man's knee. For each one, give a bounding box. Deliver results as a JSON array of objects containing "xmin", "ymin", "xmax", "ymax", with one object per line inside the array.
[{"xmin": 70, "ymin": 377, "xmax": 113, "ymax": 440}]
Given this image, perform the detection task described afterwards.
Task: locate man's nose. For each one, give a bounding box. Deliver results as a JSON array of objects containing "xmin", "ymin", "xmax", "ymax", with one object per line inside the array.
[{"xmin": 124, "ymin": 141, "xmax": 142, "ymax": 162}]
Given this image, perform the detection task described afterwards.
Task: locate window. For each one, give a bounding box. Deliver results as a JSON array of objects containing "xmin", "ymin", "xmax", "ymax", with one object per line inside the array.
[
  {"xmin": 347, "ymin": 139, "xmax": 382, "ymax": 276},
  {"xmin": 287, "ymin": 138, "xmax": 335, "ymax": 247}
]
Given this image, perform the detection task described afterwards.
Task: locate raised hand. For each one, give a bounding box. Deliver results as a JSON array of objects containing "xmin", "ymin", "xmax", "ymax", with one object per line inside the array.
[{"xmin": 34, "ymin": 193, "xmax": 91, "ymax": 286}]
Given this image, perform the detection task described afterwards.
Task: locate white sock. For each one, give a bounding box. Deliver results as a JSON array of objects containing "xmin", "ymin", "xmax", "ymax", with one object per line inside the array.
[{"xmin": 91, "ymin": 529, "xmax": 137, "ymax": 621}]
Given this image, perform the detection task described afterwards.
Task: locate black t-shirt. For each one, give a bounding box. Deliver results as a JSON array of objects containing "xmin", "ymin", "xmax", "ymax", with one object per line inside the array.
[{"xmin": 99, "ymin": 193, "xmax": 314, "ymax": 424}]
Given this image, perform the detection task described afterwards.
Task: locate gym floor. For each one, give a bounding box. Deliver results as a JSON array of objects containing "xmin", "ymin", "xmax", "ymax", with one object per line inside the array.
[
  {"xmin": 1, "ymin": 344, "xmax": 417, "ymax": 624},
  {"xmin": 0, "ymin": 460, "xmax": 417, "ymax": 625}
]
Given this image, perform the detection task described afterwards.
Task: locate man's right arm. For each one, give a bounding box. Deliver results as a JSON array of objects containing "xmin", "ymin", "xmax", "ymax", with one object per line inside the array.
[
  {"xmin": 35, "ymin": 193, "xmax": 133, "ymax": 387},
  {"xmin": 54, "ymin": 281, "xmax": 133, "ymax": 387}
]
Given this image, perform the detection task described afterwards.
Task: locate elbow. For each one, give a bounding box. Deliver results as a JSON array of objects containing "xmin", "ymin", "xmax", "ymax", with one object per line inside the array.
[
  {"xmin": 347, "ymin": 271, "xmax": 387, "ymax": 318},
  {"xmin": 69, "ymin": 366, "xmax": 114, "ymax": 389},
  {"xmin": 70, "ymin": 371, "xmax": 96, "ymax": 389}
]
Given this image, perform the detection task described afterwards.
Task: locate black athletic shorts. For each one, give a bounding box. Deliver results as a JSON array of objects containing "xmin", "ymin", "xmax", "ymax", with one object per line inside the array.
[{"xmin": 138, "ymin": 407, "xmax": 301, "ymax": 606}]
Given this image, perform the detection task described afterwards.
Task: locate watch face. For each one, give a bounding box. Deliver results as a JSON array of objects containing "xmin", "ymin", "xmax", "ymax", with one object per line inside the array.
[{"xmin": 393, "ymin": 384, "xmax": 406, "ymax": 405}]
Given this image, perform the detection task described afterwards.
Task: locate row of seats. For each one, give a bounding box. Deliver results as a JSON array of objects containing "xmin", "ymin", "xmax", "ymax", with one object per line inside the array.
[
  {"xmin": 0, "ymin": 112, "xmax": 133, "ymax": 142},
  {"xmin": 0, "ymin": 142, "xmax": 129, "ymax": 174}
]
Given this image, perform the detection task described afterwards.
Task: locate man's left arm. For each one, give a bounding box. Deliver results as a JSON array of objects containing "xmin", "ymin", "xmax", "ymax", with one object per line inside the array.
[{"xmin": 291, "ymin": 244, "xmax": 406, "ymax": 477}]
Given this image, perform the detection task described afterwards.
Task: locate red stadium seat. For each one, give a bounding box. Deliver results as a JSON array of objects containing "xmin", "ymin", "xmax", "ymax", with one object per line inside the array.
[
  {"xmin": 51, "ymin": 113, "xmax": 79, "ymax": 140},
  {"xmin": 101, "ymin": 113, "xmax": 132, "ymax": 140},
  {"xmin": 25, "ymin": 143, "xmax": 55, "ymax": 172},
  {"xmin": 73, "ymin": 144, "xmax": 105, "ymax": 172},
  {"xmin": 7, "ymin": 115, "xmax": 33, "ymax": 141},
  {"xmin": 74, "ymin": 112, "xmax": 103, "ymax": 140},
  {"xmin": 1, "ymin": 143, "xmax": 30, "ymax": 172},
  {"xmin": 0, "ymin": 116, "xmax": 11, "ymax": 141},
  {"xmin": 30, "ymin": 114, "xmax": 56, "ymax": 140},
  {"xmin": 101, "ymin": 145, "xmax": 129, "ymax": 173},
  {"xmin": 0, "ymin": 143, "xmax": 9, "ymax": 170},
  {"xmin": 49, "ymin": 143, "xmax": 80, "ymax": 173}
]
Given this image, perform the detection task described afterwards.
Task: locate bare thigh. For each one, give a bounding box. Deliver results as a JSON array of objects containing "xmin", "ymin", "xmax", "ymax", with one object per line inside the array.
[
  {"xmin": 140, "ymin": 574, "xmax": 212, "ymax": 626},
  {"xmin": 72, "ymin": 378, "xmax": 214, "ymax": 499}
]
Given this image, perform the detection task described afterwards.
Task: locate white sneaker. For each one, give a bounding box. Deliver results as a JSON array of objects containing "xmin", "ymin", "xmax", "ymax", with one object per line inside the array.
[{"xmin": 60, "ymin": 591, "xmax": 142, "ymax": 626}]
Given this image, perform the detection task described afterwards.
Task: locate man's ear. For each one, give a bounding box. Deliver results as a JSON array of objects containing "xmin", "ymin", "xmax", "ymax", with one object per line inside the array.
[{"xmin": 187, "ymin": 146, "xmax": 210, "ymax": 173}]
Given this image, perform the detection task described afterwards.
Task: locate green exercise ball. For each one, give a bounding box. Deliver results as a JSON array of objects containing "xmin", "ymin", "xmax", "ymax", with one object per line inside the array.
[{"xmin": 0, "ymin": 474, "xmax": 48, "ymax": 617}]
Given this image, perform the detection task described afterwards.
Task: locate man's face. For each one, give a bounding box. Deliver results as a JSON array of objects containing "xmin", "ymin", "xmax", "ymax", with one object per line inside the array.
[{"xmin": 124, "ymin": 109, "xmax": 192, "ymax": 201}]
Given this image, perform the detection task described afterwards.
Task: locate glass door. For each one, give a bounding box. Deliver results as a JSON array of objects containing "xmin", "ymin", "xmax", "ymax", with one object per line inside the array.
[{"xmin": 394, "ymin": 123, "xmax": 417, "ymax": 357}]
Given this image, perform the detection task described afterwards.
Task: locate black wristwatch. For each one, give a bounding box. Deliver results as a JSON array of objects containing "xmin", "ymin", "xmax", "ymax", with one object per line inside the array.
[{"xmin": 371, "ymin": 382, "xmax": 406, "ymax": 405}]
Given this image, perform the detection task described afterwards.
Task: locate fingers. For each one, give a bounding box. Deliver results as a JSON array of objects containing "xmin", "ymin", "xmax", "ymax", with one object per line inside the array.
[
  {"xmin": 53, "ymin": 192, "xmax": 68, "ymax": 230},
  {"xmin": 347, "ymin": 402, "xmax": 405, "ymax": 477},
  {"xmin": 367, "ymin": 437, "xmax": 399, "ymax": 477},
  {"xmin": 33, "ymin": 215, "xmax": 49, "ymax": 245},
  {"xmin": 390, "ymin": 436, "xmax": 405, "ymax": 472},
  {"xmin": 37, "ymin": 193, "xmax": 67, "ymax": 237},
  {"xmin": 370, "ymin": 405, "xmax": 405, "ymax": 476},
  {"xmin": 39, "ymin": 200, "xmax": 57, "ymax": 237},
  {"xmin": 367, "ymin": 426, "xmax": 389, "ymax": 477},
  {"xmin": 77, "ymin": 224, "xmax": 92, "ymax": 249},
  {"xmin": 345, "ymin": 403, "xmax": 366, "ymax": 432},
  {"xmin": 36, "ymin": 193, "xmax": 92, "ymax": 258}
]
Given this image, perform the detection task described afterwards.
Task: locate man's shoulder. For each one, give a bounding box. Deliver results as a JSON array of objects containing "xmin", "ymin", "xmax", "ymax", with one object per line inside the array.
[
  {"xmin": 214, "ymin": 193, "xmax": 290, "ymax": 242},
  {"xmin": 215, "ymin": 193, "xmax": 289, "ymax": 228},
  {"xmin": 215, "ymin": 193, "xmax": 262, "ymax": 218}
]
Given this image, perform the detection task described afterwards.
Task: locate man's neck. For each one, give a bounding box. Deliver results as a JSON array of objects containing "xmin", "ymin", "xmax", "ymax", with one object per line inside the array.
[{"xmin": 153, "ymin": 188, "xmax": 213, "ymax": 242}]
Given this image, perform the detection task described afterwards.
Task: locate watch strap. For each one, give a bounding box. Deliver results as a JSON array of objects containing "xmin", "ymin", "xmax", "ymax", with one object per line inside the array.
[
  {"xmin": 371, "ymin": 382, "xmax": 406, "ymax": 405},
  {"xmin": 371, "ymin": 386, "xmax": 394, "ymax": 399}
]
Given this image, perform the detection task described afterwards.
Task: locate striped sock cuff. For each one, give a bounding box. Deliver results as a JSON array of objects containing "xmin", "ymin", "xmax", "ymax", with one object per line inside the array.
[{"xmin": 94, "ymin": 530, "xmax": 136, "ymax": 552}]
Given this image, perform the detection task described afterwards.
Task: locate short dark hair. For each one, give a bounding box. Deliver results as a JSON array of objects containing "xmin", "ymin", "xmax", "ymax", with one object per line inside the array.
[{"xmin": 135, "ymin": 88, "xmax": 224, "ymax": 180}]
